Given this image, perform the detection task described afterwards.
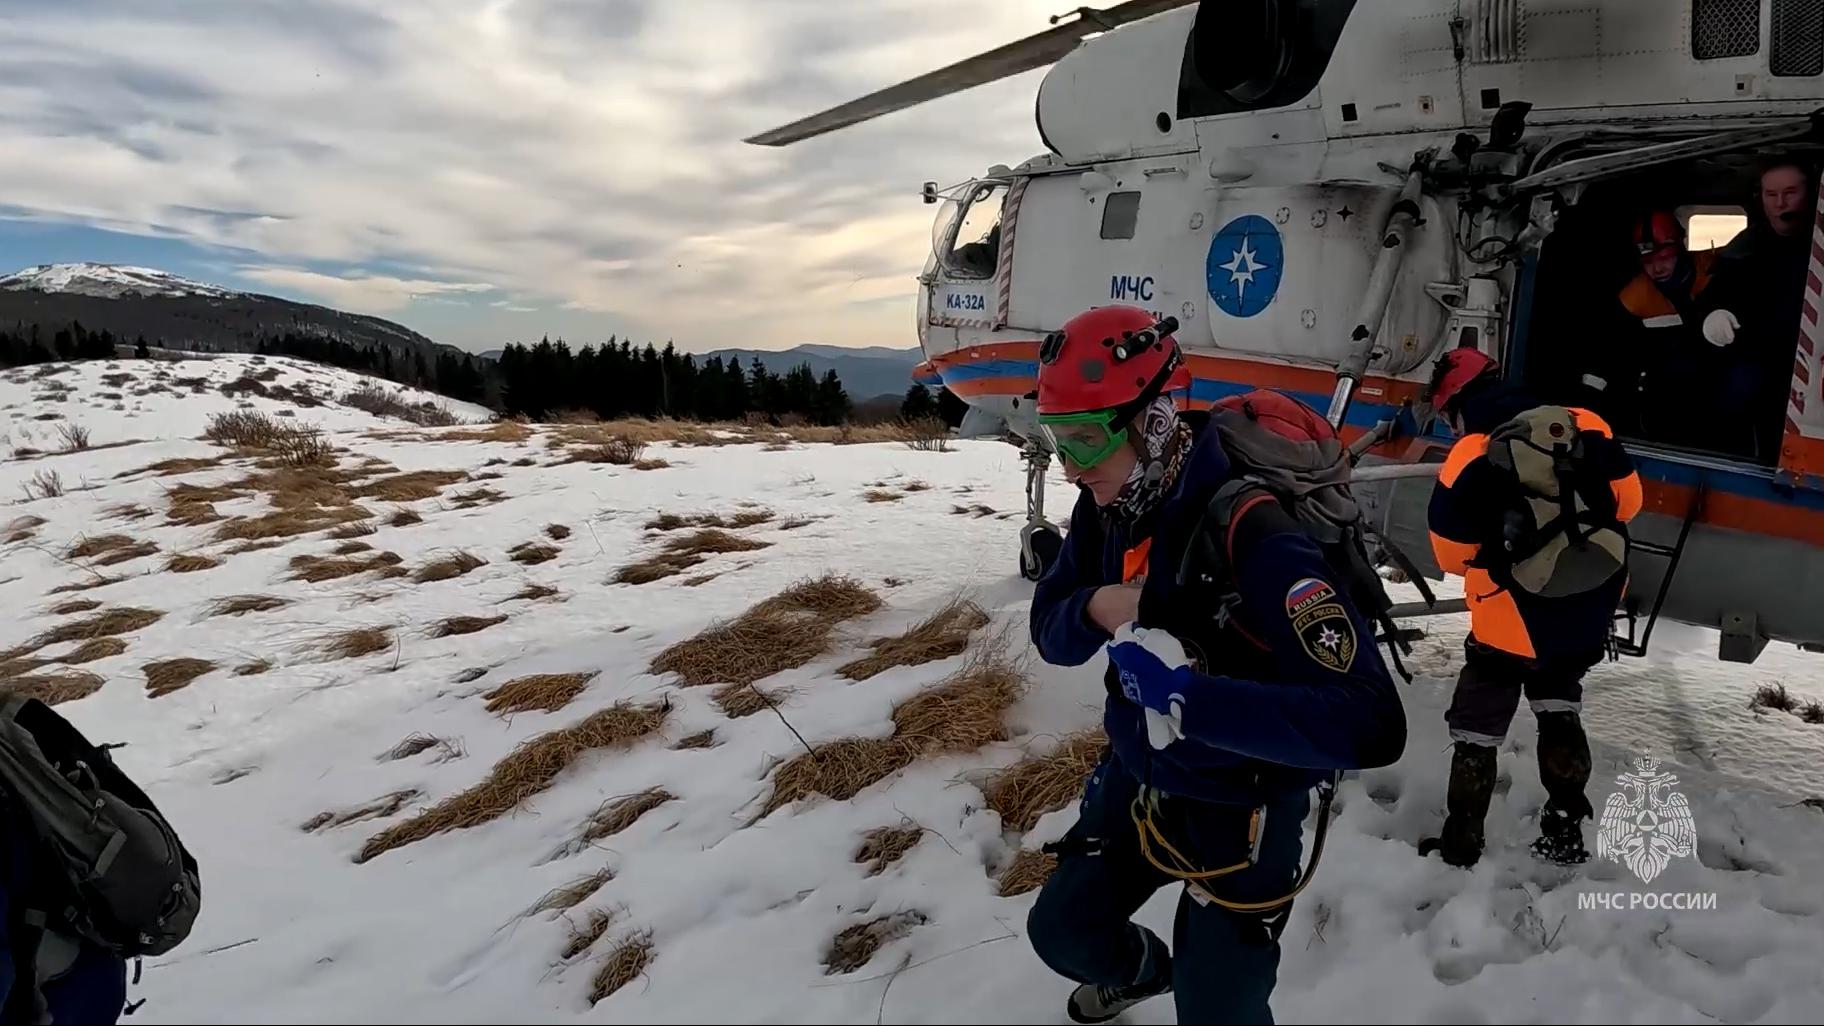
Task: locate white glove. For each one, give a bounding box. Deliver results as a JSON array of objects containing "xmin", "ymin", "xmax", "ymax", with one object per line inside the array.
[
  {"xmin": 1703, "ymin": 309, "xmax": 1740, "ymax": 347},
  {"xmin": 1111, "ymin": 623, "xmax": 1188, "ymax": 750}
]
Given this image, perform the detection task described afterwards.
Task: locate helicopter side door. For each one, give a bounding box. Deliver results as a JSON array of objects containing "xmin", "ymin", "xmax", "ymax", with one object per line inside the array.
[{"xmin": 1004, "ymin": 156, "xmax": 1208, "ymax": 338}]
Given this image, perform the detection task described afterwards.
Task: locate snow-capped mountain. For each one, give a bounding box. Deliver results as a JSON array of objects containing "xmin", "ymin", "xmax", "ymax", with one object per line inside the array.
[{"xmin": 0, "ymin": 262, "xmax": 239, "ymax": 300}]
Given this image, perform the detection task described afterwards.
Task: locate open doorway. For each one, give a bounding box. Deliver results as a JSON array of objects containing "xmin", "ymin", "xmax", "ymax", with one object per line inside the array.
[{"xmin": 1520, "ymin": 146, "xmax": 1822, "ymax": 466}]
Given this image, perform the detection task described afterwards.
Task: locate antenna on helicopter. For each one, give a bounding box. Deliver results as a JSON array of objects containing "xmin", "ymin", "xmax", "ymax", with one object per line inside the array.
[{"xmin": 742, "ymin": 0, "xmax": 1196, "ymax": 147}]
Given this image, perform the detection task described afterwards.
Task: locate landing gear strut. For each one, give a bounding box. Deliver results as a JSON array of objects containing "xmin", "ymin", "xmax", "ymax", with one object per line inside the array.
[{"xmin": 1019, "ymin": 443, "xmax": 1063, "ymax": 582}]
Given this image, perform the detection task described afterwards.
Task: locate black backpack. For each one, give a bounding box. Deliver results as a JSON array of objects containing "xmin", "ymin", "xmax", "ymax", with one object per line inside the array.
[
  {"xmin": 1, "ymin": 695, "xmax": 201, "ymax": 1013},
  {"xmin": 1175, "ymin": 390, "xmax": 1430, "ymax": 681}
]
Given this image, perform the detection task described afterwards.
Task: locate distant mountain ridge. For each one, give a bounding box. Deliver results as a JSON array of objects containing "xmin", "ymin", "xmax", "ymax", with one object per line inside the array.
[
  {"xmin": 704, "ymin": 343, "xmax": 921, "ymax": 401},
  {"xmin": 0, "ymin": 261, "xmax": 472, "ymax": 369}
]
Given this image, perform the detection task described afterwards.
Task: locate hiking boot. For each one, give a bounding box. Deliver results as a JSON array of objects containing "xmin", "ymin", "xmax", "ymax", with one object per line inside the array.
[
  {"xmin": 1419, "ymin": 742, "xmax": 1497, "ymax": 868},
  {"xmin": 1530, "ymin": 804, "xmax": 1590, "ymax": 865},
  {"xmin": 1066, "ymin": 972, "xmax": 1174, "ymax": 1025}
]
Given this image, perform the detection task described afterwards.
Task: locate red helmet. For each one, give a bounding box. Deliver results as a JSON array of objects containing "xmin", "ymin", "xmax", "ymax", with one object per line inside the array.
[
  {"xmin": 1035, "ymin": 305, "xmax": 1187, "ymax": 416},
  {"xmin": 1427, "ymin": 347, "xmax": 1498, "ymax": 415},
  {"xmin": 1631, "ymin": 210, "xmax": 1684, "ymax": 258}
]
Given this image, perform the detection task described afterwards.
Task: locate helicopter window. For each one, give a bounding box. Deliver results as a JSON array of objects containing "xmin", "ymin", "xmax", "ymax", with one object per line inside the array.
[
  {"xmin": 1771, "ymin": 0, "xmax": 1824, "ymax": 75},
  {"xmin": 1681, "ymin": 209, "xmax": 1749, "ymax": 250},
  {"xmin": 942, "ymin": 182, "xmax": 1005, "ymax": 280},
  {"xmin": 1100, "ymin": 192, "xmax": 1141, "ymax": 241},
  {"xmin": 1692, "ymin": 0, "xmax": 1762, "ymax": 61}
]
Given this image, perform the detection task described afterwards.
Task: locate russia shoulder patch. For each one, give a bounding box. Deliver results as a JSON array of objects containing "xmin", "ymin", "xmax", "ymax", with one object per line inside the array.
[{"xmin": 1285, "ymin": 577, "xmax": 1357, "ymax": 672}]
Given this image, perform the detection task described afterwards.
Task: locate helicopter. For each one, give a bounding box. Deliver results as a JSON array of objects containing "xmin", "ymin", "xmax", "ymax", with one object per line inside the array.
[{"xmin": 747, "ymin": 0, "xmax": 1824, "ymax": 666}]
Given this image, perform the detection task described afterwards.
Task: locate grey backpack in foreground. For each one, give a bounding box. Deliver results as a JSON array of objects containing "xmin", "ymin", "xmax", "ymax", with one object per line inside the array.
[{"xmin": 0, "ymin": 694, "xmax": 200, "ymax": 960}]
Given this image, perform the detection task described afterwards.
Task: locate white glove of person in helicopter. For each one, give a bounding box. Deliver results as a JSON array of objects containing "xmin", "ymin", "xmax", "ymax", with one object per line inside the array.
[
  {"xmin": 1703, "ymin": 309, "xmax": 1740, "ymax": 347},
  {"xmin": 1108, "ymin": 623, "xmax": 1191, "ymax": 749}
]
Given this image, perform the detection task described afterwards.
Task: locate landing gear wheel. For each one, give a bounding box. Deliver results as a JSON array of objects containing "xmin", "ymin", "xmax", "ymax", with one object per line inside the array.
[{"xmin": 1021, "ymin": 525, "xmax": 1063, "ymax": 582}]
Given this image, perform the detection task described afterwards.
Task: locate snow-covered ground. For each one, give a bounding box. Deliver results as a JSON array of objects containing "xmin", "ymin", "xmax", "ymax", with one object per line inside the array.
[{"xmin": 3, "ymin": 356, "xmax": 1823, "ymax": 1025}]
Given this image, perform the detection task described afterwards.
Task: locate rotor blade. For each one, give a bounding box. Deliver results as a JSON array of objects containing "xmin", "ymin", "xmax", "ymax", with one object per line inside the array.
[{"xmin": 744, "ymin": 0, "xmax": 1197, "ymax": 146}]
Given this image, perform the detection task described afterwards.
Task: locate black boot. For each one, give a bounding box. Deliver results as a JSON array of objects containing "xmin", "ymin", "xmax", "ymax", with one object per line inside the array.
[
  {"xmin": 1531, "ymin": 711, "xmax": 1593, "ymax": 865},
  {"xmin": 1419, "ymin": 742, "xmax": 1497, "ymax": 868},
  {"xmin": 1065, "ymin": 943, "xmax": 1173, "ymax": 1025}
]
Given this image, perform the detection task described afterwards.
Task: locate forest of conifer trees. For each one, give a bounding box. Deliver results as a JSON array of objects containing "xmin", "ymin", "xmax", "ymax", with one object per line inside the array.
[{"xmin": 494, "ymin": 336, "xmax": 852, "ymax": 424}]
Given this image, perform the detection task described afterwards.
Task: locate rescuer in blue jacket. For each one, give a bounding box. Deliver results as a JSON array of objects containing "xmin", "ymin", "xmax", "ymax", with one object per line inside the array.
[{"xmin": 1024, "ymin": 305, "xmax": 1407, "ymax": 1025}]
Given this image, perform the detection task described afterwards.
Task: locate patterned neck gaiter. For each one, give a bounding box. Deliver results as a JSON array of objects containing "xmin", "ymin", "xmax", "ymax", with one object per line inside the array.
[{"xmin": 1109, "ymin": 395, "xmax": 1194, "ymax": 526}]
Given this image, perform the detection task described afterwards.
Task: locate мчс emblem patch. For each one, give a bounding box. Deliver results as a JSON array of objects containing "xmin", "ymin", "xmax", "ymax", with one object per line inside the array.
[{"xmin": 1285, "ymin": 577, "xmax": 1357, "ymax": 672}]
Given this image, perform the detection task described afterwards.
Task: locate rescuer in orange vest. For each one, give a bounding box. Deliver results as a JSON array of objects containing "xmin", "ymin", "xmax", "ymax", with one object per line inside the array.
[{"xmin": 1417, "ymin": 347, "xmax": 1643, "ymax": 868}]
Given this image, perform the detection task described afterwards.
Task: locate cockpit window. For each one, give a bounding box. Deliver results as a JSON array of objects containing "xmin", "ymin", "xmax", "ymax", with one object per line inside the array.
[{"xmin": 941, "ymin": 181, "xmax": 1005, "ymax": 280}]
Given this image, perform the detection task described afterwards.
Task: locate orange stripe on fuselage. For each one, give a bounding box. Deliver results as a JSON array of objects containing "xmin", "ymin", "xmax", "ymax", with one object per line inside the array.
[{"xmin": 1642, "ymin": 478, "xmax": 1824, "ymax": 547}]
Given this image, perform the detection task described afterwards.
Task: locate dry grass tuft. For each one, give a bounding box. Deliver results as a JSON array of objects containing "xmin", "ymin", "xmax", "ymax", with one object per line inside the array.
[
  {"xmin": 508, "ymin": 583, "xmax": 560, "ymax": 602},
  {"xmin": 49, "ymin": 598, "xmax": 101, "ymax": 616},
  {"xmin": 631, "ymin": 458, "xmax": 670, "ymax": 470},
  {"xmin": 329, "ymin": 520, "xmax": 378, "ymax": 539},
  {"xmin": 982, "ymin": 730, "xmax": 1106, "ymax": 833},
  {"xmin": 839, "ymin": 599, "xmax": 991, "ymax": 681},
  {"xmin": 165, "ymin": 553, "xmax": 222, "ymax": 573},
  {"xmin": 712, "ymin": 682, "xmax": 796, "ymax": 719},
  {"xmin": 576, "ymin": 788, "xmax": 675, "ymax": 846},
  {"xmin": 484, "ymin": 671, "xmax": 598, "ymax": 716},
  {"xmin": 563, "ymin": 908, "xmax": 620, "ymax": 960},
  {"xmin": 430, "ymin": 421, "xmax": 533, "ymax": 443},
  {"xmin": 381, "ymin": 733, "xmax": 464, "ymax": 762},
  {"xmin": 650, "ymin": 575, "xmax": 881, "ymax": 687},
  {"xmin": 2, "ymin": 670, "xmax": 105, "ymax": 706},
  {"xmin": 47, "ymin": 575, "xmax": 125, "ymax": 595},
  {"xmin": 431, "ymin": 614, "xmax": 508, "ymax": 638},
  {"xmin": 208, "ymin": 594, "xmax": 288, "ymax": 617},
  {"xmin": 545, "ymin": 523, "xmax": 572, "ymax": 540},
  {"xmin": 59, "ymin": 637, "xmax": 128, "ymax": 664},
  {"xmin": 664, "ymin": 528, "xmax": 769, "ymax": 555},
  {"xmin": 450, "ymin": 486, "xmax": 506, "ymax": 508},
  {"xmin": 290, "ymin": 551, "xmax": 405, "ymax": 583},
  {"xmin": 131, "ymin": 456, "xmax": 229, "ymax": 477},
  {"xmin": 862, "ymin": 489, "xmax": 902, "ymax": 503},
  {"xmin": 323, "ymin": 627, "xmax": 393, "ymax": 661},
  {"xmin": 611, "ymin": 552, "xmax": 704, "ymax": 585},
  {"xmin": 671, "ymin": 729, "xmax": 717, "ymax": 750},
  {"xmin": 166, "ymin": 500, "xmax": 222, "ymax": 526},
  {"xmin": 510, "ymin": 541, "xmax": 560, "ymax": 565},
  {"xmin": 357, "ymin": 698, "xmax": 670, "ymax": 862},
  {"xmin": 102, "ymin": 502, "xmax": 153, "ymax": 522},
  {"xmin": 589, "ymin": 930, "xmax": 655, "ymax": 1005},
  {"xmin": 333, "ymin": 540, "xmax": 373, "ymax": 555},
  {"xmin": 301, "ymin": 789, "xmax": 422, "ymax": 833},
  {"xmin": 645, "ymin": 509, "xmax": 773, "ymax": 531},
  {"xmin": 144, "ymin": 658, "xmax": 217, "ymax": 698},
  {"xmin": 389, "ymin": 508, "xmax": 423, "ymax": 527},
  {"xmin": 1752, "ymin": 682, "xmax": 1796, "ymax": 712},
  {"xmin": 6, "ymin": 514, "xmax": 47, "ymax": 535},
  {"xmin": 887, "ymin": 647, "xmax": 1026, "ymax": 753},
  {"xmin": 213, "ymin": 504, "xmax": 369, "ymax": 543},
  {"xmin": 349, "ymin": 470, "xmax": 469, "ymax": 502},
  {"xmin": 527, "ymin": 868, "xmax": 614, "ymax": 918},
  {"xmin": 33, "ymin": 608, "xmax": 164, "ymax": 649},
  {"xmin": 66, "ymin": 534, "xmax": 137, "ymax": 560},
  {"xmin": 902, "ymin": 480, "xmax": 932, "ymax": 492},
  {"xmin": 996, "ymin": 848, "xmax": 1059, "ymax": 897},
  {"xmin": 854, "ymin": 825, "xmax": 923, "ymax": 876},
  {"xmin": 823, "ymin": 912, "xmax": 927, "ymax": 975},
  {"xmin": 234, "ymin": 658, "xmax": 271, "ymax": 677},
  {"xmin": 763, "ymin": 641, "xmax": 1026, "ymax": 816},
  {"xmin": 413, "ymin": 550, "xmax": 486, "ymax": 583},
  {"xmin": 951, "ymin": 503, "xmax": 998, "ymax": 518},
  {"xmin": 763, "ymin": 738, "xmax": 918, "ymax": 816}
]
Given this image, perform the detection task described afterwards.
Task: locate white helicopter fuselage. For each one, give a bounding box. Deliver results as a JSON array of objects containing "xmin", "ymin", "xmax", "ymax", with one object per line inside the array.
[{"xmin": 912, "ymin": 0, "xmax": 1824, "ymax": 660}]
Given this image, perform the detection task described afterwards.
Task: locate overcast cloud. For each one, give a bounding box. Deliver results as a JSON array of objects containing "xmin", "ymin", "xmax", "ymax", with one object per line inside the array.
[{"xmin": 0, "ymin": 0, "xmax": 1057, "ymax": 351}]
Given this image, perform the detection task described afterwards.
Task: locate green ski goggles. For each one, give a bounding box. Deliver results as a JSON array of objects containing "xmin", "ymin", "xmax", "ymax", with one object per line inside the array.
[{"xmin": 1038, "ymin": 408, "xmax": 1130, "ymax": 469}]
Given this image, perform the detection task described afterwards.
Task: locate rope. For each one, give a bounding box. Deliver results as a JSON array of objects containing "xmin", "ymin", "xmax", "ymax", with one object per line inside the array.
[{"xmin": 1129, "ymin": 779, "xmax": 1337, "ymax": 913}]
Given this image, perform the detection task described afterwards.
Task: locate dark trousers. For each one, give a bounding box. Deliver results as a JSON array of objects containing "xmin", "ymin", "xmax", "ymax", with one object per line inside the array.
[
  {"xmin": 1444, "ymin": 636, "xmax": 1594, "ymax": 820},
  {"xmin": 1027, "ymin": 753, "xmax": 1310, "ymax": 1024}
]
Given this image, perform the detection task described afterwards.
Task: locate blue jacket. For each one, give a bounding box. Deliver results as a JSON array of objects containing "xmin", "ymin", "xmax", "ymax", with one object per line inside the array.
[
  {"xmin": 2, "ymin": 799, "xmax": 128, "ymax": 1024},
  {"xmin": 1030, "ymin": 415, "xmax": 1407, "ymax": 805}
]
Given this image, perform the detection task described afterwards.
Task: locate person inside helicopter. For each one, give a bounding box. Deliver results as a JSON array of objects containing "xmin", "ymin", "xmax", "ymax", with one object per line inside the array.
[
  {"xmin": 1696, "ymin": 158, "xmax": 1818, "ymax": 461},
  {"xmin": 1582, "ymin": 209, "xmax": 1722, "ymax": 448},
  {"xmin": 1526, "ymin": 151, "xmax": 1817, "ymax": 464}
]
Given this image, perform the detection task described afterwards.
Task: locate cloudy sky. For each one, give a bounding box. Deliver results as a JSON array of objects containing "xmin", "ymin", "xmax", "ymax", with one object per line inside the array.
[{"xmin": 0, "ymin": 0, "xmax": 1059, "ymax": 353}]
